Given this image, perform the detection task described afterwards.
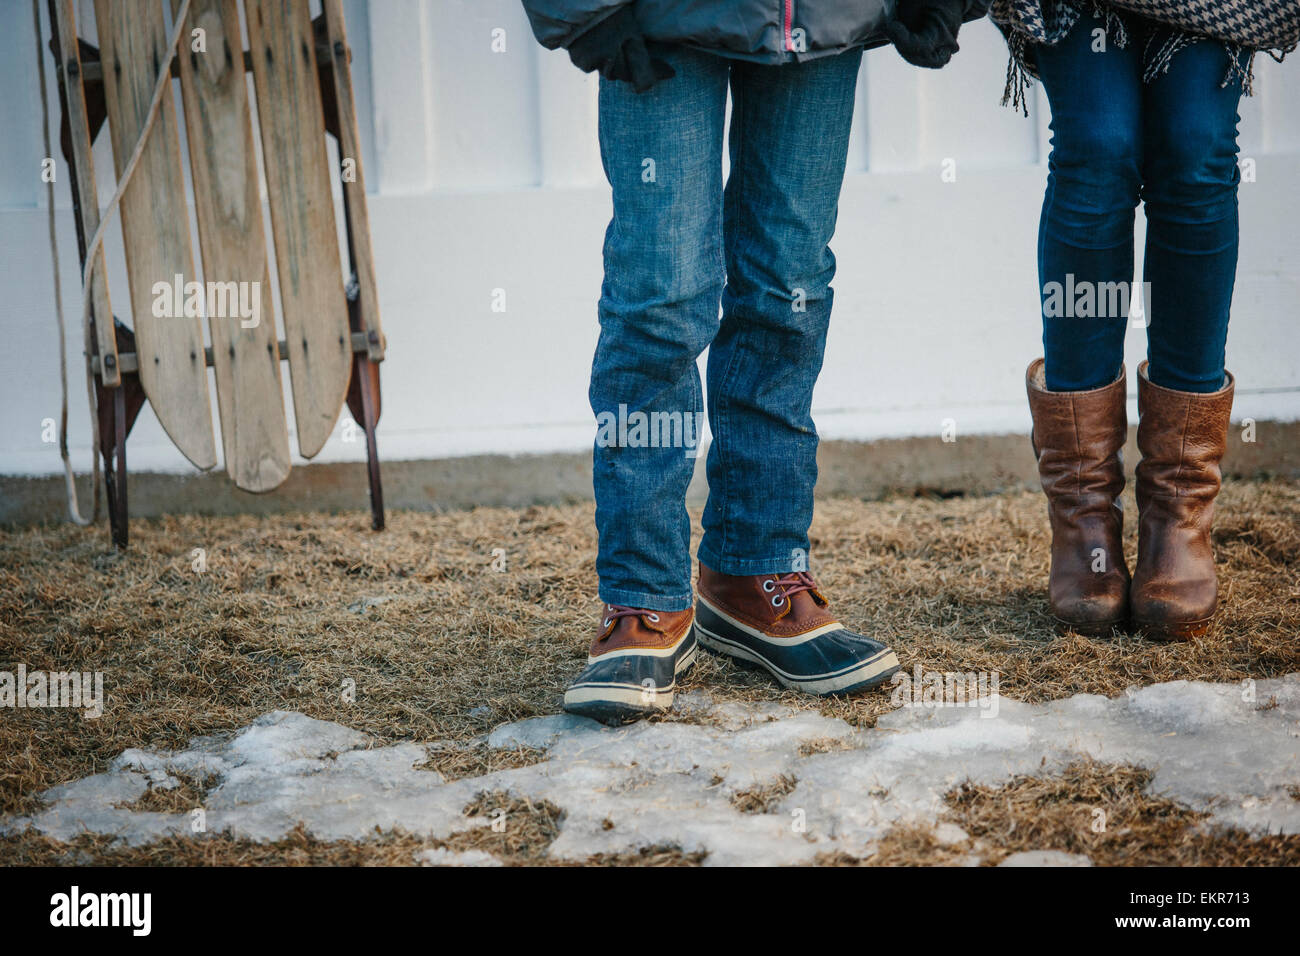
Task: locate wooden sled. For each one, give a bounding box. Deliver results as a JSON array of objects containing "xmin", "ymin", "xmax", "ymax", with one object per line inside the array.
[{"xmin": 47, "ymin": 0, "xmax": 386, "ymax": 547}]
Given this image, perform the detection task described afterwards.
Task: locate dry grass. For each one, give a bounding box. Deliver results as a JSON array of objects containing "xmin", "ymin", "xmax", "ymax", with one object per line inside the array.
[
  {"xmin": 0, "ymin": 792, "xmax": 703, "ymax": 867},
  {"xmin": 13, "ymin": 759, "xmax": 1294, "ymax": 867},
  {"xmin": 116, "ymin": 771, "xmax": 220, "ymax": 814},
  {"xmin": 824, "ymin": 760, "xmax": 1300, "ymax": 866},
  {"xmin": 0, "ymin": 829, "xmax": 708, "ymax": 867},
  {"xmin": 418, "ymin": 745, "xmax": 548, "ymax": 782},
  {"xmin": 731, "ymin": 774, "xmax": 799, "ymax": 814},
  {"xmin": 798, "ymin": 737, "xmax": 854, "ymax": 758},
  {"xmin": 1, "ymin": 478, "xmax": 1298, "ymax": 864},
  {"xmin": 947, "ymin": 761, "xmax": 1300, "ymax": 866}
]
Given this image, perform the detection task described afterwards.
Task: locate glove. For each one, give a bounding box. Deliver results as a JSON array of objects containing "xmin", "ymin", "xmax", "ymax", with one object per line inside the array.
[
  {"xmin": 567, "ymin": 6, "xmax": 675, "ymax": 93},
  {"xmin": 885, "ymin": 0, "xmax": 966, "ymax": 69}
]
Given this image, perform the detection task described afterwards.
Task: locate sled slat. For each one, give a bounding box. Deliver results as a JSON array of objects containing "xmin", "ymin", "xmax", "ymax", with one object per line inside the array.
[
  {"xmin": 246, "ymin": 0, "xmax": 350, "ymax": 459},
  {"xmin": 93, "ymin": 0, "xmax": 216, "ymax": 470},
  {"xmin": 321, "ymin": 0, "xmax": 384, "ymax": 361},
  {"xmin": 174, "ymin": 0, "xmax": 291, "ymax": 492},
  {"xmin": 54, "ymin": 0, "xmax": 119, "ymax": 387}
]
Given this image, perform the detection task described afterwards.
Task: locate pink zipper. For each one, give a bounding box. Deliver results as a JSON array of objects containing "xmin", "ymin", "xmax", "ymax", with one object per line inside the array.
[{"xmin": 783, "ymin": 0, "xmax": 794, "ymax": 51}]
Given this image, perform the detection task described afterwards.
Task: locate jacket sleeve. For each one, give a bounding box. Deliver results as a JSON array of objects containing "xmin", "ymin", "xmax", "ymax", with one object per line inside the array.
[
  {"xmin": 520, "ymin": 0, "xmax": 633, "ymax": 51},
  {"xmin": 963, "ymin": 0, "xmax": 994, "ymax": 20}
]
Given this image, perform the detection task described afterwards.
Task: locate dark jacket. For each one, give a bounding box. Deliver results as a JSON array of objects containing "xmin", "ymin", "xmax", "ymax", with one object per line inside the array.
[{"xmin": 523, "ymin": 0, "xmax": 993, "ymax": 64}]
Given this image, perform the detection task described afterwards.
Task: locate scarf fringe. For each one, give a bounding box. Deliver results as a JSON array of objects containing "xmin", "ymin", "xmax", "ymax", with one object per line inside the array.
[
  {"xmin": 1000, "ymin": 31, "xmax": 1033, "ymax": 115},
  {"xmin": 999, "ymin": 0, "xmax": 1283, "ymax": 112},
  {"xmin": 1141, "ymin": 30, "xmax": 1198, "ymax": 83},
  {"xmin": 1225, "ymin": 45, "xmax": 1255, "ymax": 96},
  {"xmin": 1089, "ymin": 1, "xmax": 1129, "ymax": 49},
  {"xmin": 1001, "ymin": 2, "xmax": 1131, "ymax": 114},
  {"xmin": 1143, "ymin": 35, "xmax": 1262, "ymax": 96}
]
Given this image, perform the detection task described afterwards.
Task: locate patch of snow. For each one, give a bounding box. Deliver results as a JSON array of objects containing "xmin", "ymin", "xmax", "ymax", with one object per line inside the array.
[
  {"xmin": 932, "ymin": 823, "xmax": 970, "ymax": 846},
  {"xmin": 998, "ymin": 850, "xmax": 1093, "ymax": 867},
  {"xmin": 1123, "ymin": 680, "xmax": 1255, "ymax": 732},
  {"xmin": 672, "ymin": 689, "xmax": 797, "ymax": 729},
  {"xmin": 487, "ymin": 713, "xmax": 602, "ymax": 751},
  {"xmin": 4, "ymin": 676, "xmax": 1298, "ymax": 864},
  {"xmin": 416, "ymin": 848, "xmax": 503, "ymax": 867}
]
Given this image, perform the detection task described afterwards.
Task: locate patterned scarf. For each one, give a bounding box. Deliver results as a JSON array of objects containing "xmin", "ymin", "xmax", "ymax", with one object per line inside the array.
[{"xmin": 991, "ymin": 0, "xmax": 1299, "ymax": 111}]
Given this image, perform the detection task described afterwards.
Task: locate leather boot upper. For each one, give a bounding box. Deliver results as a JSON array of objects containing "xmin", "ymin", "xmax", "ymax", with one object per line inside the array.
[
  {"xmin": 693, "ymin": 563, "xmax": 899, "ymax": 695},
  {"xmin": 696, "ymin": 564, "xmax": 840, "ymax": 638},
  {"xmin": 588, "ymin": 605, "xmax": 694, "ymax": 659},
  {"xmin": 1131, "ymin": 362, "xmax": 1234, "ymax": 633},
  {"xmin": 1026, "ymin": 359, "xmax": 1131, "ymax": 628}
]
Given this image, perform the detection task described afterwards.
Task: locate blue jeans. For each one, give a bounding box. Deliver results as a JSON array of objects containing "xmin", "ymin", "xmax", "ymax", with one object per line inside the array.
[
  {"xmin": 591, "ymin": 46, "xmax": 862, "ymax": 611},
  {"xmin": 1036, "ymin": 12, "xmax": 1245, "ymax": 393}
]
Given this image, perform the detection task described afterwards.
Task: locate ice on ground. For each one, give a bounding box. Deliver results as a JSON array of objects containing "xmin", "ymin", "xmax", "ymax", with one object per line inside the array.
[
  {"xmin": 998, "ymin": 850, "xmax": 1093, "ymax": 867},
  {"xmin": 416, "ymin": 848, "xmax": 503, "ymax": 867},
  {"xmin": 932, "ymin": 822, "xmax": 971, "ymax": 845},
  {"xmin": 5, "ymin": 677, "xmax": 1299, "ymax": 865}
]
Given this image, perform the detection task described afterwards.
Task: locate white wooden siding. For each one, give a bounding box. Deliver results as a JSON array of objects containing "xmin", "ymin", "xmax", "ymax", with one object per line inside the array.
[{"xmin": 1, "ymin": 0, "xmax": 1298, "ymax": 476}]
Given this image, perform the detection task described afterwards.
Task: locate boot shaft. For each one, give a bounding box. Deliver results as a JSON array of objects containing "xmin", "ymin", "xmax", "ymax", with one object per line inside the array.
[
  {"xmin": 1025, "ymin": 359, "xmax": 1130, "ymax": 632},
  {"xmin": 1135, "ymin": 363, "xmax": 1235, "ymax": 511},
  {"xmin": 1130, "ymin": 362, "xmax": 1235, "ymax": 640},
  {"xmin": 1026, "ymin": 359, "xmax": 1128, "ymax": 506}
]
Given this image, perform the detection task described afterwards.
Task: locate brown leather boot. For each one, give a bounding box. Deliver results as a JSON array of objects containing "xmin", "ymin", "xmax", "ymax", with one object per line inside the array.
[
  {"xmin": 1025, "ymin": 359, "xmax": 1130, "ymax": 635},
  {"xmin": 695, "ymin": 565, "xmax": 899, "ymax": 696},
  {"xmin": 1130, "ymin": 362, "xmax": 1235, "ymax": 641},
  {"xmin": 562, "ymin": 605, "xmax": 696, "ymax": 723}
]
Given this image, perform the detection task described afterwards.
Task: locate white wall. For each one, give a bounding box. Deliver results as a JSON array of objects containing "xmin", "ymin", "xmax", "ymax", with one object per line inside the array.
[{"xmin": 2, "ymin": 0, "xmax": 1298, "ymax": 480}]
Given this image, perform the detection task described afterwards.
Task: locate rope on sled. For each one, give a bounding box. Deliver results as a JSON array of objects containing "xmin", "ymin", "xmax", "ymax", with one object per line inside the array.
[
  {"xmin": 36, "ymin": 0, "xmax": 194, "ymax": 526},
  {"xmin": 34, "ymin": 0, "xmax": 96, "ymax": 525}
]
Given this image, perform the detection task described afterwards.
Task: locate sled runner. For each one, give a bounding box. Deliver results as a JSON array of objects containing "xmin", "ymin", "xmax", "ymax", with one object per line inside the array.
[{"xmin": 46, "ymin": 0, "xmax": 386, "ymax": 547}]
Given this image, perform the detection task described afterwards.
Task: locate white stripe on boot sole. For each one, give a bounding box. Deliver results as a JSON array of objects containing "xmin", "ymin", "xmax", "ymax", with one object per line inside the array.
[
  {"xmin": 694, "ymin": 622, "xmax": 898, "ymax": 695},
  {"xmin": 564, "ymin": 645, "xmax": 697, "ymax": 708},
  {"xmin": 564, "ymin": 682, "xmax": 674, "ymax": 708},
  {"xmin": 696, "ymin": 595, "xmax": 845, "ymax": 646}
]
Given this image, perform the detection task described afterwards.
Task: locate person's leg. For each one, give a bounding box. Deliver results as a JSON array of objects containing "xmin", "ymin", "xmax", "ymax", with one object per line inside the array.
[
  {"xmin": 692, "ymin": 49, "xmax": 899, "ymax": 697},
  {"xmin": 1140, "ymin": 41, "xmax": 1245, "ymax": 393},
  {"xmin": 590, "ymin": 47, "xmax": 729, "ymax": 613},
  {"xmin": 697, "ymin": 49, "xmax": 862, "ymax": 578},
  {"xmin": 1024, "ymin": 14, "xmax": 1144, "ymax": 633},
  {"xmin": 566, "ymin": 48, "xmax": 728, "ymax": 723},
  {"xmin": 1035, "ymin": 11, "xmax": 1143, "ymax": 392},
  {"xmin": 1130, "ymin": 40, "xmax": 1244, "ymax": 640}
]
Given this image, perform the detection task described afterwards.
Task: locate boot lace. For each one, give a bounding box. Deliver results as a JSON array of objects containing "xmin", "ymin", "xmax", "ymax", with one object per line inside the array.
[
  {"xmin": 600, "ymin": 605, "xmax": 661, "ymax": 636},
  {"xmin": 762, "ymin": 572, "xmax": 821, "ymax": 609}
]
